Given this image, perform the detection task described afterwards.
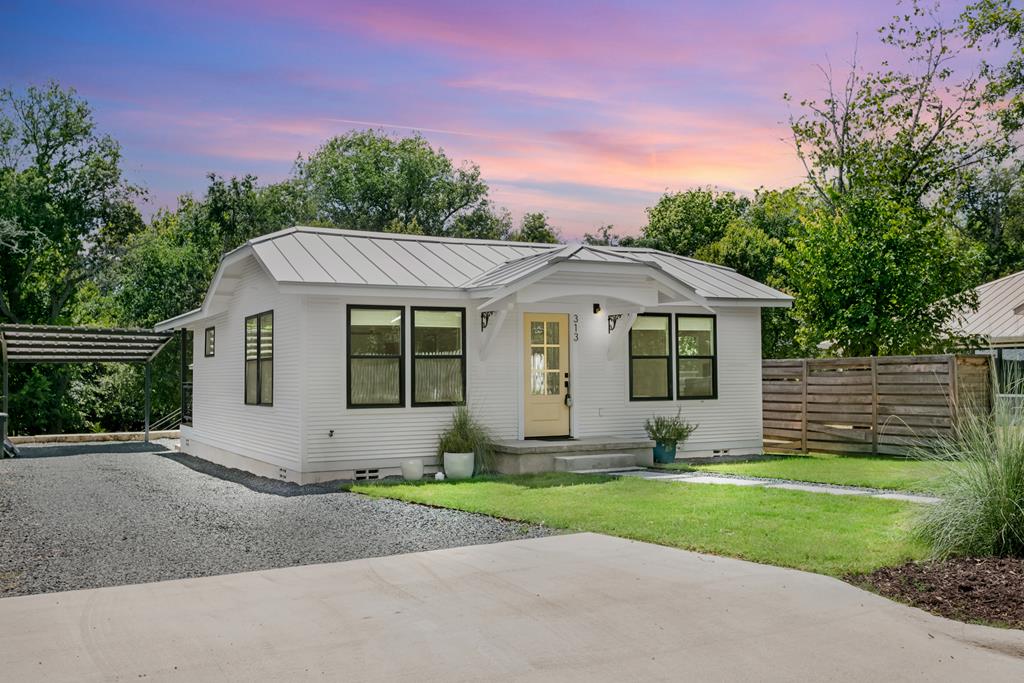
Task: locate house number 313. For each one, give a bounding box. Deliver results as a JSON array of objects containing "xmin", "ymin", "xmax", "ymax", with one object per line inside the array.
[{"xmin": 572, "ymin": 314, "xmax": 580, "ymax": 342}]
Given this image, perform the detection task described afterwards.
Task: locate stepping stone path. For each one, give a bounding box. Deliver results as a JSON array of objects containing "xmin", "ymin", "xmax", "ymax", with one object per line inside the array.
[{"xmin": 615, "ymin": 469, "xmax": 941, "ymax": 504}]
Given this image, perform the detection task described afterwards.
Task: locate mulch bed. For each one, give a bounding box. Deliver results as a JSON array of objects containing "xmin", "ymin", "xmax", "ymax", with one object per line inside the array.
[{"xmin": 852, "ymin": 557, "xmax": 1024, "ymax": 629}]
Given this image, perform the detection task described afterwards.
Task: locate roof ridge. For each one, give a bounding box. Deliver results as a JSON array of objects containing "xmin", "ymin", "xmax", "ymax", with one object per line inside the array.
[{"xmin": 265, "ymin": 225, "xmax": 564, "ymax": 249}]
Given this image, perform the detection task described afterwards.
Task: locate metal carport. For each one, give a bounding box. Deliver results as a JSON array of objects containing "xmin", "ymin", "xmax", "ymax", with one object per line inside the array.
[{"xmin": 0, "ymin": 324, "xmax": 175, "ymax": 444}]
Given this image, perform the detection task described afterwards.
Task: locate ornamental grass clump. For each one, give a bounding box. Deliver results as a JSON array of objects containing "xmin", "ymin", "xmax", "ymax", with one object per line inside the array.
[
  {"xmin": 916, "ymin": 376, "xmax": 1024, "ymax": 559},
  {"xmin": 437, "ymin": 405, "xmax": 495, "ymax": 474}
]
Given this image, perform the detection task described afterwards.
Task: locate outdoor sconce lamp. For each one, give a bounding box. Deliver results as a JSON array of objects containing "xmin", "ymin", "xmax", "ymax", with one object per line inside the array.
[{"xmin": 593, "ymin": 303, "xmax": 601, "ymax": 314}]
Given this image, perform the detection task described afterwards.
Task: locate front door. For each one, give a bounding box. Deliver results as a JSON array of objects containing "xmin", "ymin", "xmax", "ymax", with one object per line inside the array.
[{"xmin": 523, "ymin": 313, "xmax": 570, "ymax": 438}]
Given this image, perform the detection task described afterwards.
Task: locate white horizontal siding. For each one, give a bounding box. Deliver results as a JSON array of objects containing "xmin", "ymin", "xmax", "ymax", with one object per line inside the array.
[
  {"xmin": 188, "ymin": 259, "xmax": 303, "ymax": 469},
  {"xmin": 573, "ymin": 306, "xmax": 763, "ymax": 451},
  {"xmin": 303, "ymin": 295, "xmax": 518, "ymax": 471}
]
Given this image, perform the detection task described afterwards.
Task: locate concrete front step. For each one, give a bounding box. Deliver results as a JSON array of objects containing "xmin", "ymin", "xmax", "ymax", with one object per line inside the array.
[
  {"xmin": 553, "ymin": 453, "xmax": 639, "ymax": 472},
  {"xmin": 569, "ymin": 466, "xmax": 647, "ymax": 475}
]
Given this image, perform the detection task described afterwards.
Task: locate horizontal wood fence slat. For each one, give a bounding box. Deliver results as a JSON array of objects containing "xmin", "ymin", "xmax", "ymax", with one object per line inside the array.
[{"xmin": 762, "ymin": 354, "xmax": 991, "ymax": 456}]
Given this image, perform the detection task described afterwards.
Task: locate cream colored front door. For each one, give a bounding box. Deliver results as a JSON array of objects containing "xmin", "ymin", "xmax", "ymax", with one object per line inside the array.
[{"xmin": 524, "ymin": 313, "xmax": 571, "ymax": 438}]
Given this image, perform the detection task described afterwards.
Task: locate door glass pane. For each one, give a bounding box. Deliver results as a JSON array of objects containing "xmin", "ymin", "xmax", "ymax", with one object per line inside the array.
[
  {"xmin": 678, "ymin": 358, "xmax": 713, "ymax": 398},
  {"xmin": 546, "ymin": 321, "xmax": 559, "ymax": 344},
  {"xmin": 530, "ymin": 322, "xmax": 544, "ymax": 344},
  {"xmin": 531, "ymin": 370, "xmax": 545, "ymax": 395},
  {"xmin": 631, "ymin": 316, "xmax": 668, "ymax": 355},
  {"xmin": 414, "ymin": 310, "xmax": 462, "ymax": 355},
  {"xmin": 415, "ymin": 358, "xmax": 463, "ymax": 403},
  {"xmin": 678, "ymin": 317, "xmax": 714, "ymax": 356},
  {"xmin": 351, "ymin": 308, "xmax": 402, "ymax": 355},
  {"xmin": 546, "ymin": 347, "xmax": 559, "ymax": 370},
  {"xmin": 632, "ymin": 358, "xmax": 669, "ymax": 399},
  {"xmin": 531, "ymin": 347, "xmax": 545, "ymax": 370},
  {"xmin": 351, "ymin": 358, "xmax": 400, "ymax": 405},
  {"xmin": 546, "ymin": 372, "xmax": 561, "ymax": 395}
]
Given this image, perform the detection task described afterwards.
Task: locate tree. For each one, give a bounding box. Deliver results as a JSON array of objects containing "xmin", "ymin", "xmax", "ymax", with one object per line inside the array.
[
  {"xmin": 787, "ymin": 1, "xmax": 1013, "ymax": 208},
  {"xmin": 296, "ymin": 130, "xmax": 491, "ymax": 236},
  {"xmin": 0, "ymin": 82, "xmax": 143, "ymax": 324},
  {"xmin": 583, "ymin": 224, "xmax": 636, "ymax": 246},
  {"xmin": 957, "ymin": 166, "xmax": 1024, "ymax": 281},
  {"xmin": 784, "ymin": 190, "xmax": 979, "ymax": 356},
  {"xmin": 693, "ymin": 188, "xmax": 811, "ymax": 358},
  {"xmin": 961, "ymin": 0, "xmax": 1024, "ymax": 136},
  {"xmin": 508, "ymin": 212, "xmax": 560, "ymax": 243},
  {"xmin": 639, "ymin": 188, "xmax": 749, "ymax": 256}
]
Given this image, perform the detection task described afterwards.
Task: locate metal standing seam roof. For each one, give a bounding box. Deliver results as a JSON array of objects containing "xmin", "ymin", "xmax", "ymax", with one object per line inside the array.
[
  {"xmin": 242, "ymin": 226, "xmax": 792, "ymax": 302},
  {"xmin": 960, "ymin": 269, "xmax": 1024, "ymax": 344},
  {"xmin": 0, "ymin": 325, "xmax": 174, "ymax": 364}
]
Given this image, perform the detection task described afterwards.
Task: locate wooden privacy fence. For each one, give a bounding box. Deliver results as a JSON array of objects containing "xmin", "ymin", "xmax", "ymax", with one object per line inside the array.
[{"xmin": 763, "ymin": 355, "xmax": 990, "ymax": 456}]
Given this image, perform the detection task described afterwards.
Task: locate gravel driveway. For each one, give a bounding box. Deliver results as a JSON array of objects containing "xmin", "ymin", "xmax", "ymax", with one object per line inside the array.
[{"xmin": 0, "ymin": 442, "xmax": 549, "ymax": 597}]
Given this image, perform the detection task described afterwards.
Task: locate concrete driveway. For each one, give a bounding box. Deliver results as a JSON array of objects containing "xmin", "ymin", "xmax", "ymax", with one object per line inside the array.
[{"xmin": 1, "ymin": 533, "xmax": 1022, "ymax": 682}]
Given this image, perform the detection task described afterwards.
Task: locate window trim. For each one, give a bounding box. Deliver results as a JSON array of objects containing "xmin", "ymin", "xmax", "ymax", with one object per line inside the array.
[
  {"xmin": 204, "ymin": 326, "xmax": 216, "ymax": 358},
  {"xmin": 411, "ymin": 306, "xmax": 467, "ymax": 407},
  {"xmin": 346, "ymin": 305, "xmax": 406, "ymax": 409},
  {"xmin": 628, "ymin": 313, "xmax": 673, "ymax": 401},
  {"xmin": 244, "ymin": 310, "xmax": 273, "ymax": 407},
  {"xmin": 676, "ymin": 313, "xmax": 717, "ymax": 401}
]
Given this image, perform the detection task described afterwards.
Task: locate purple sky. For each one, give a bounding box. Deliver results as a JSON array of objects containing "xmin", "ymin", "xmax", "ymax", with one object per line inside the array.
[{"xmin": 1, "ymin": 0, "xmax": 949, "ymax": 239}]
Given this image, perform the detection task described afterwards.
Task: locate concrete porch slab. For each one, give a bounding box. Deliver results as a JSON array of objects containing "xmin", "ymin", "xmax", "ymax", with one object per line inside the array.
[{"xmin": 1, "ymin": 533, "xmax": 1022, "ymax": 681}]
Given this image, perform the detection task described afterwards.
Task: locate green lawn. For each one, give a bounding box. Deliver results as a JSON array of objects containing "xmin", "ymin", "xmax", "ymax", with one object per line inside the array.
[
  {"xmin": 659, "ymin": 453, "xmax": 951, "ymax": 492},
  {"xmin": 351, "ymin": 473, "xmax": 928, "ymax": 577}
]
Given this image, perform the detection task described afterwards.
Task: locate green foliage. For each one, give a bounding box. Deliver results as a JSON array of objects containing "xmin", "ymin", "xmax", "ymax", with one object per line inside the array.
[
  {"xmin": 784, "ymin": 190, "xmax": 979, "ymax": 356},
  {"xmin": 957, "ymin": 166, "xmax": 1024, "ymax": 281},
  {"xmin": 916, "ymin": 392, "xmax": 1024, "ymax": 559},
  {"xmin": 961, "ymin": 0, "xmax": 1024, "ymax": 136},
  {"xmin": 582, "ymin": 224, "xmax": 633, "ymax": 246},
  {"xmin": 787, "ymin": 1, "xmax": 1012, "ymax": 208},
  {"xmin": 0, "ymin": 82, "xmax": 143, "ymax": 324},
  {"xmin": 508, "ymin": 211, "xmax": 560, "ymax": 243},
  {"xmin": 296, "ymin": 129, "xmax": 491, "ymax": 236},
  {"xmin": 640, "ymin": 187, "xmax": 749, "ymax": 256},
  {"xmin": 437, "ymin": 405, "xmax": 495, "ymax": 473},
  {"xmin": 643, "ymin": 409, "xmax": 697, "ymax": 445}
]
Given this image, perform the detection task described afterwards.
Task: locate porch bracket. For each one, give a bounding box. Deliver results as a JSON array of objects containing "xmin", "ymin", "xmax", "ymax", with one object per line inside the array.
[
  {"xmin": 478, "ymin": 309, "xmax": 509, "ymax": 361},
  {"xmin": 606, "ymin": 312, "xmax": 638, "ymax": 360}
]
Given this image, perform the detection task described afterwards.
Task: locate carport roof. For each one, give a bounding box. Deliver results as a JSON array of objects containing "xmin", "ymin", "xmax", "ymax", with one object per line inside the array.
[{"xmin": 0, "ymin": 324, "xmax": 174, "ymax": 364}]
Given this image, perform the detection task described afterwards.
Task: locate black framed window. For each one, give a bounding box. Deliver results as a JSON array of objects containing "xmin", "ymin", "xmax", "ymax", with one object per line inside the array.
[
  {"xmin": 244, "ymin": 311, "xmax": 273, "ymax": 406},
  {"xmin": 204, "ymin": 326, "xmax": 215, "ymax": 357},
  {"xmin": 677, "ymin": 314, "xmax": 717, "ymax": 399},
  {"xmin": 348, "ymin": 306, "xmax": 404, "ymax": 408},
  {"xmin": 629, "ymin": 314, "xmax": 672, "ymax": 400},
  {"xmin": 412, "ymin": 307, "xmax": 466, "ymax": 406}
]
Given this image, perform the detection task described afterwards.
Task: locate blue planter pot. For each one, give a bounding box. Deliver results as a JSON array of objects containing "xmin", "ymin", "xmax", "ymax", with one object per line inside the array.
[{"xmin": 652, "ymin": 442, "xmax": 677, "ymax": 464}]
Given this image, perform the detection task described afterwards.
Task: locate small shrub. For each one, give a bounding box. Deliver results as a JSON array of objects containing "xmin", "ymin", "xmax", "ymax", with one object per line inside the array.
[
  {"xmin": 437, "ymin": 405, "xmax": 495, "ymax": 473},
  {"xmin": 644, "ymin": 409, "xmax": 698, "ymax": 446},
  {"xmin": 916, "ymin": 382, "xmax": 1024, "ymax": 558}
]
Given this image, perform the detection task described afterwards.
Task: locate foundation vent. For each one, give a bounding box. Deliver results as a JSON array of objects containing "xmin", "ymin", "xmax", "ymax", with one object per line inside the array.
[{"xmin": 354, "ymin": 469, "xmax": 380, "ymax": 481}]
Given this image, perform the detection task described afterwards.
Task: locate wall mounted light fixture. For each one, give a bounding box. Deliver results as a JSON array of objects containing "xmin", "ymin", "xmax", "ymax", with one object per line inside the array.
[{"xmin": 593, "ymin": 303, "xmax": 602, "ymax": 314}]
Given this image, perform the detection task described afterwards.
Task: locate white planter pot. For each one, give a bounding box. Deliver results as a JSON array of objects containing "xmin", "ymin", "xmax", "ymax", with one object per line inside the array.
[
  {"xmin": 443, "ymin": 451, "xmax": 475, "ymax": 480},
  {"xmin": 400, "ymin": 460, "xmax": 424, "ymax": 481}
]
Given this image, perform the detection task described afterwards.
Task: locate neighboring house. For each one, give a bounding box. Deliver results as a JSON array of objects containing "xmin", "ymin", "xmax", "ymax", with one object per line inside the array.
[
  {"xmin": 155, "ymin": 227, "xmax": 791, "ymax": 482},
  {"xmin": 960, "ymin": 269, "xmax": 1024, "ymax": 392}
]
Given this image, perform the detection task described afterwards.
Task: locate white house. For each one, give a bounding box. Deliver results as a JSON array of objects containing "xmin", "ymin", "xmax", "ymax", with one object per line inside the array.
[
  {"xmin": 155, "ymin": 226, "xmax": 792, "ymax": 483},
  {"xmin": 959, "ymin": 268, "xmax": 1024, "ymax": 391}
]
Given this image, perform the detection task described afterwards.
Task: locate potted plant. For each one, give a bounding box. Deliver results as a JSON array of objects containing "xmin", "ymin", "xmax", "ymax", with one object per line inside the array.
[
  {"xmin": 644, "ymin": 410, "xmax": 697, "ymax": 464},
  {"xmin": 437, "ymin": 405, "xmax": 494, "ymax": 480}
]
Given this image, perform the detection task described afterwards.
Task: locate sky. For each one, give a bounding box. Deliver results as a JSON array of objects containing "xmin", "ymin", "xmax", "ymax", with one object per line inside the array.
[{"xmin": 0, "ymin": 0, "xmax": 950, "ymax": 239}]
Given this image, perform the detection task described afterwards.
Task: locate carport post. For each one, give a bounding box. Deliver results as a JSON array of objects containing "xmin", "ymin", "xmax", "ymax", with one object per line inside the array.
[
  {"xmin": 144, "ymin": 361, "xmax": 151, "ymax": 444},
  {"xmin": 1, "ymin": 330, "xmax": 8, "ymax": 415}
]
